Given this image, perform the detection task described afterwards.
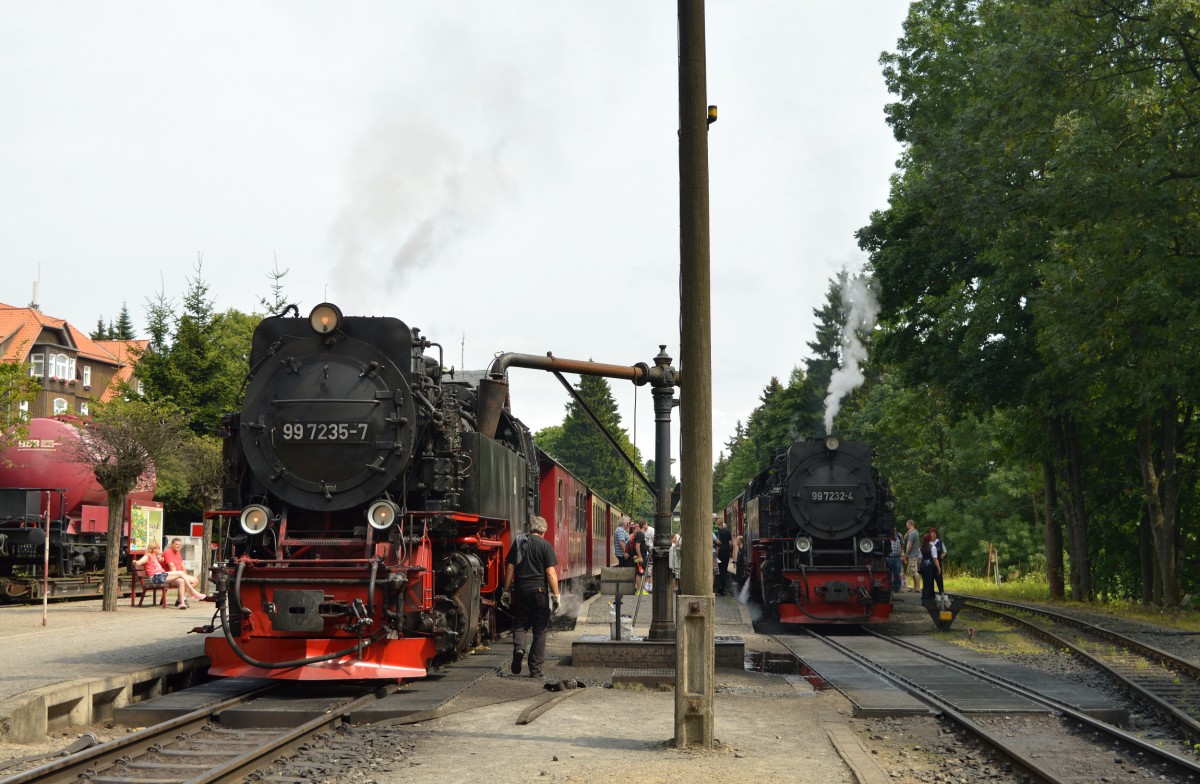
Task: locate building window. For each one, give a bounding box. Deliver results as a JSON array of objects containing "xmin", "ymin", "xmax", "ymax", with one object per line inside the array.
[
  {"xmin": 82, "ymin": 366, "xmax": 91, "ymax": 387},
  {"xmin": 80, "ymin": 402, "xmax": 89, "ymax": 416},
  {"xmin": 29, "ymin": 354, "xmax": 44, "ymax": 377},
  {"xmin": 53, "ymin": 398, "xmax": 68, "ymax": 415}
]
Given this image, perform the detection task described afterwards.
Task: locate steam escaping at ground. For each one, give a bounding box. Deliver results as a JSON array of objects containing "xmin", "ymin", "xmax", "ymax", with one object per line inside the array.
[{"xmin": 823, "ymin": 275, "xmax": 881, "ymax": 435}]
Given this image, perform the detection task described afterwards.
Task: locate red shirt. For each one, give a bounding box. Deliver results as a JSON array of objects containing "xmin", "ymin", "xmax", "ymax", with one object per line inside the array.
[{"xmin": 163, "ymin": 549, "xmax": 185, "ymax": 572}]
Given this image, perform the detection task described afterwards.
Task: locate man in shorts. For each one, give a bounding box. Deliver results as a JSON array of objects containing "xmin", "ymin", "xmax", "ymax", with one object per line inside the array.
[{"xmin": 903, "ymin": 519, "xmax": 920, "ymax": 591}]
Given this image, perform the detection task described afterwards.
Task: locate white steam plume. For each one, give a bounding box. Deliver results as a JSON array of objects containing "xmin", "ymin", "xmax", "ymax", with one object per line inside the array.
[{"xmin": 823, "ymin": 275, "xmax": 880, "ymax": 435}]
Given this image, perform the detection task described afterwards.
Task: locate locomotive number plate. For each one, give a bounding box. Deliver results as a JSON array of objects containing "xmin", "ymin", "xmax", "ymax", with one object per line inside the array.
[
  {"xmin": 280, "ymin": 421, "xmax": 370, "ymax": 442},
  {"xmin": 805, "ymin": 486, "xmax": 857, "ymax": 503}
]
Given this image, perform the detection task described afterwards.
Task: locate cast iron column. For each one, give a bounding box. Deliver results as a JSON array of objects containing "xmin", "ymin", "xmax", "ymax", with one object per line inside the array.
[{"xmin": 648, "ymin": 346, "xmax": 677, "ymax": 641}]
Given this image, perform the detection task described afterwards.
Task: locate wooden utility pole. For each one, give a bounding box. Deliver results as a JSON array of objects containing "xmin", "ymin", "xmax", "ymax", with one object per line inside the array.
[{"xmin": 674, "ymin": 0, "xmax": 715, "ymax": 749}]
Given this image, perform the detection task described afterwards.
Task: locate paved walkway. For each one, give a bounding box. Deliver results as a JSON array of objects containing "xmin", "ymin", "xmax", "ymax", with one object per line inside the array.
[{"xmin": 0, "ymin": 598, "xmax": 212, "ymax": 708}]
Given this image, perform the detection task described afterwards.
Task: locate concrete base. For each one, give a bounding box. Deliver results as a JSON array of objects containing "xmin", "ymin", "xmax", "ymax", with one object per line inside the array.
[
  {"xmin": 570, "ymin": 635, "xmax": 744, "ymax": 671},
  {"xmin": 0, "ymin": 656, "xmax": 209, "ymax": 743}
]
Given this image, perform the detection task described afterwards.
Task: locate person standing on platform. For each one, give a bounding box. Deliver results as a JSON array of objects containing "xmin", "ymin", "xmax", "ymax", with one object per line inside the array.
[
  {"xmin": 500, "ymin": 516, "xmax": 560, "ymax": 679},
  {"xmin": 631, "ymin": 521, "xmax": 648, "ymax": 595},
  {"xmin": 715, "ymin": 520, "xmax": 732, "ymax": 596},
  {"xmin": 668, "ymin": 533, "xmax": 682, "ymax": 592},
  {"xmin": 918, "ymin": 533, "xmax": 940, "ymax": 603},
  {"xmin": 903, "ymin": 519, "xmax": 920, "ymax": 591},
  {"xmin": 614, "ymin": 518, "xmax": 631, "ymax": 568},
  {"xmin": 886, "ymin": 528, "xmax": 904, "ymax": 593},
  {"xmin": 929, "ymin": 527, "xmax": 947, "ymax": 596}
]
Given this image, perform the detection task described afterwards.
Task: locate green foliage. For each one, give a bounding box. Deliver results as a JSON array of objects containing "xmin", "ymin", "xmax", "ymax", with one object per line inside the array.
[
  {"xmin": 137, "ymin": 259, "xmax": 262, "ymax": 437},
  {"xmin": 853, "ymin": 0, "xmax": 1200, "ymax": 603},
  {"xmin": 0, "ymin": 360, "xmax": 41, "ymax": 451},
  {"xmin": 537, "ymin": 374, "xmax": 646, "ymax": 513}
]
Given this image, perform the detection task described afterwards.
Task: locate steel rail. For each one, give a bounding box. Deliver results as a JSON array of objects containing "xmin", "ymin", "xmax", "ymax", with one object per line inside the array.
[
  {"xmin": 803, "ymin": 629, "xmax": 1066, "ymax": 784},
  {"xmin": 867, "ymin": 629, "xmax": 1200, "ymax": 778},
  {"xmin": 961, "ymin": 595, "xmax": 1200, "ymax": 743},
  {"xmin": 1, "ymin": 684, "xmax": 280, "ymax": 784},
  {"xmin": 181, "ymin": 689, "xmax": 384, "ymax": 784},
  {"xmin": 958, "ymin": 594, "xmax": 1200, "ymax": 679}
]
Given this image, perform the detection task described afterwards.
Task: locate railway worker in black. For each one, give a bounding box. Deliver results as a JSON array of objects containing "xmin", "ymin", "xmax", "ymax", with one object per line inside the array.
[
  {"xmin": 928, "ymin": 527, "xmax": 947, "ymax": 595},
  {"xmin": 500, "ymin": 515, "xmax": 560, "ymax": 678},
  {"xmin": 918, "ymin": 532, "xmax": 941, "ymax": 603}
]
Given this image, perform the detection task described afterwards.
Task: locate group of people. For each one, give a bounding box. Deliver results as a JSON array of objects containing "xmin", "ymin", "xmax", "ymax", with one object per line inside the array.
[
  {"xmin": 134, "ymin": 539, "xmax": 206, "ymax": 609},
  {"xmin": 887, "ymin": 519, "xmax": 947, "ymax": 602},
  {"xmin": 612, "ymin": 517, "xmax": 655, "ymax": 595}
]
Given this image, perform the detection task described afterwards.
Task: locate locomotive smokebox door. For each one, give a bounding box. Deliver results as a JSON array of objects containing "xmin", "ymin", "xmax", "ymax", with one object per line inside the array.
[{"xmin": 271, "ymin": 590, "xmax": 325, "ymax": 632}]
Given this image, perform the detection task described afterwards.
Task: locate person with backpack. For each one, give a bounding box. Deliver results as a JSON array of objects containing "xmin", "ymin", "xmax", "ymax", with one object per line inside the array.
[{"xmin": 500, "ymin": 515, "xmax": 560, "ymax": 679}]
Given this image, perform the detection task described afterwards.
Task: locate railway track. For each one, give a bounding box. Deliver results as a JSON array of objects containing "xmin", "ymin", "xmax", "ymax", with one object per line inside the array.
[
  {"xmin": 960, "ymin": 594, "xmax": 1200, "ymax": 744},
  {"xmin": 0, "ymin": 683, "xmax": 384, "ymax": 784},
  {"xmin": 807, "ymin": 628, "xmax": 1200, "ymax": 783}
]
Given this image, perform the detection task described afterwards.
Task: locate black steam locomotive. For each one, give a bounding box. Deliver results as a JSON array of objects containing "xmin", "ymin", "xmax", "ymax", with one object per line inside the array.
[
  {"xmin": 206, "ymin": 303, "xmax": 539, "ymax": 679},
  {"xmin": 735, "ymin": 436, "xmax": 895, "ymax": 623}
]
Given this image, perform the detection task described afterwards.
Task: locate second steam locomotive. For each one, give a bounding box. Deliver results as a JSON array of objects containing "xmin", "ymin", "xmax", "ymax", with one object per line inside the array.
[
  {"xmin": 207, "ymin": 303, "xmax": 544, "ymax": 680},
  {"xmin": 727, "ymin": 435, "xmax": 895, "ymax": 623}
]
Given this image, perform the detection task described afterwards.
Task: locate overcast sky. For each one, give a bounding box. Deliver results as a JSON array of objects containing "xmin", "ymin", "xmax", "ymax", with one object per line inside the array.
[{"xmin": 0, "ymin": 2, "xmax": 909, "ymax": 473}]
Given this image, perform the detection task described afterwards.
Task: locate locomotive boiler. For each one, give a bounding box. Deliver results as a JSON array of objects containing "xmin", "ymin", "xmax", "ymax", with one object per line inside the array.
[
  {"xmin": 741, "ymin": 435, "xmax": 895, "ymax": 623},
  {"xmin": 206, "ymin": 303, "xmax": 539, "ymax": 680},
  {"xmin": 0, "ymin": 417, "xmax": 157, "ymax": 600}
]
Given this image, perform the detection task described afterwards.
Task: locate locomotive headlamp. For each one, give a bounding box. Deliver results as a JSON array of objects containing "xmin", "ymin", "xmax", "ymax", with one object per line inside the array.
[
  {"xmin": 367, "ymin": 499, "xmax": 401, "ymax": 530},
  {"xmin": 858, "ymin": 538, "xmax": 875, "ymax": 554},
  {"xmin": 794, "ymin": 535, "xmax": 812, "ymax": 553},
  {"xmin": 240, "ymin": 504, "xmax": 273, "ymax": 535},
  {"xmin": 309, "ymin": 303, "xmax": 343, "ymax": 335},
  {"xmin": 824, "ymin": 435, "xmax": 840, "ymax": 451}
]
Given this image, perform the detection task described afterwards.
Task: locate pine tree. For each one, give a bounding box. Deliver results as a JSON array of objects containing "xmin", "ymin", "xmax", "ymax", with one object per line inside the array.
[
  {"xmin": 552, "ymin": 373, "xmax": 641, "ymax": 510},
  {"xmin": 91, "ymin": 317, "xmax": 110, "ymax": 341},
  {"xmin": 114, "ymin": 302, "xmax": 136, "ymax": 340}
]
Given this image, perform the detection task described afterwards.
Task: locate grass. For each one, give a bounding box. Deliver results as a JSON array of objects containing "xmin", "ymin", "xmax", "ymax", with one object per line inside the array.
[{"xmin": 946, "ymin": 575, "xmax": 1200, "ymax": 632}]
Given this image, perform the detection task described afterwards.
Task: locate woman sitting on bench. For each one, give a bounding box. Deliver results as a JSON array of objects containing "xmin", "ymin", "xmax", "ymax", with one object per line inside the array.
[{"xmin": 136, "ymin": 541, "xmax": 205, "ymax": 609}]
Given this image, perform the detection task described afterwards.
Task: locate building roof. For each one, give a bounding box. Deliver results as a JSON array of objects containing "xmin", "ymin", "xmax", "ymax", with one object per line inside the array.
[
  {"xmin": 95, "ymin": 339, "xmax": 149, "ymax": 402},
  {"xmin": 0, "ymin": 304, "xmax": 127, "ymax": 365}
]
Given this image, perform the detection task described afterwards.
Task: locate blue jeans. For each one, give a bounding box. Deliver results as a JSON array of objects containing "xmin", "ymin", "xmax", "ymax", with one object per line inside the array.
[{"xmin": 885, "ymin": 556, "xmax": 902, "ymax": 592}]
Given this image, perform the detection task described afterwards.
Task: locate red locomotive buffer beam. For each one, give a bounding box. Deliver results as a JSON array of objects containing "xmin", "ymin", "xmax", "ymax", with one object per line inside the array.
[{"xmin": 779, "ymin": 567, "xmax": 893, "ymax": 624}]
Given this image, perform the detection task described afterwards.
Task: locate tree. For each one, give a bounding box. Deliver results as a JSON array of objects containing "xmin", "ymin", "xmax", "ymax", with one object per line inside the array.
[
  {"xmin": 113, "ymin": 302, "xmax": 136, "ymax": 340},
  {"xmin": 69, "ymin": 398, "xmax": 188, "ymax": 611},
  {"xmin": 550, "ymin": 374, "xmax": 643, "ymax": 511},
  {"xmin": 0, "ymin": 360, "xmax": 41, "ymax": 453}
]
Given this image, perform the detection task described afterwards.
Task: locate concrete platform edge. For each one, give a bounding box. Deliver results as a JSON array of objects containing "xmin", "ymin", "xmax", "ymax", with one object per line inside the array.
[{"xmin": 0, "ymin": 655, "xmax": 210, "ymax": 743}]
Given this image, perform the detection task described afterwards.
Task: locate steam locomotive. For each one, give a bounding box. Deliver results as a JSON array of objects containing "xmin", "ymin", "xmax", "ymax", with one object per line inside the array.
[
  {"xmin": 206, "ymin": 304, "xmax": 560, "ymax": 680},
  {"xmin": 0, "ymin": 417, "xmax": 157, "ymax": 601},
  {"xmin": 730, "ymin": 436, "xmax": 895, "ymax": 624}
]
